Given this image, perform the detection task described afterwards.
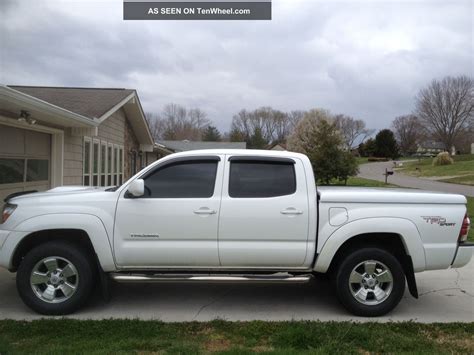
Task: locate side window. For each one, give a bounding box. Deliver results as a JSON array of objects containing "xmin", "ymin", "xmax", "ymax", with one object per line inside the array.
[
  {"xmin": 229, "ymin": 160, "xmax": 296, "ymax": 198},
  {"xmin": 144, "ymin": 160, "xmax": 218, "ymax": 198}
]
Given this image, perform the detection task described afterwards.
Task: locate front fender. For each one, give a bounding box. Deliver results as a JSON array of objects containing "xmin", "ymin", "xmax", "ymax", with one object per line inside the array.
[
  {"xmin": 0, "ymin": 213, "xmax": 116, "ymax": 272},
  {"xmin": 313, "ymin": 217, "xmax": 426, "ymax": 273}
]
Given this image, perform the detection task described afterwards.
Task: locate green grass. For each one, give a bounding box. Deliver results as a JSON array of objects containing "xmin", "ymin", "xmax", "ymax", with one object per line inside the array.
[
  {"xmin": 356, "ymin": 157, "xmax": 370, "ymax": 165},
  {"xmin": 440, "ymin": 174, "xmax": 474, "ymax": 185},
  {"xmin": 399, "ymin": 154, "xmax": 474, "ymax": 186},
  {"xmin": 0, "ymin": 319, "xmax": 472, "ymax": 354},
  {"xmin": 322, "ymin": 177, "xmax": 397, "ymax": 187},
  {"xmin": 345, "ymin": 176, "xmax": 397, "ymax": 187}
]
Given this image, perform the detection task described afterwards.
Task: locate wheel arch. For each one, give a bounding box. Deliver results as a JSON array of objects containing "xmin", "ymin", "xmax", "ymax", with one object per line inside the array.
[
  {"xmin": 314, "ymin": 217, "xmax": 426, "ymax": 274},
  {"xmin": 11, "ymin": 229, "xmax": 95, "ymax": 271},
  {"xmin": 4, "ymin": 214, "xmax": 116, "ymax": 272}
]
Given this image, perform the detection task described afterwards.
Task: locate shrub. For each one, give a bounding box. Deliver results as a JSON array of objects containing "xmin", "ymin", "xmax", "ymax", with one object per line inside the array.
[
  {"xmin": 287, "ymin": 110, "xmax": 358, "ymax": 184},
  {"xmin": 433, "ymin": 152, "xmax": 453, "ymax": 166}
]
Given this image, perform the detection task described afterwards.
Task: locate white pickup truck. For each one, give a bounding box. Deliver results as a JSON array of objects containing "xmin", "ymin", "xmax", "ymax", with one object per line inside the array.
[{"xmin": 0, "ymin": 150, "xmax": 472, "ymax": 316}]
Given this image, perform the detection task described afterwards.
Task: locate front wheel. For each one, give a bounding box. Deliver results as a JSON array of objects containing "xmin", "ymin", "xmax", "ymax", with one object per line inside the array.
[
  {"xmin": 16, "ymin": 241, "xmax": 95, "ymax": 315},
  {"xmin": 335, "ymin": 248, "xmax": 406, "ymax": 317}
]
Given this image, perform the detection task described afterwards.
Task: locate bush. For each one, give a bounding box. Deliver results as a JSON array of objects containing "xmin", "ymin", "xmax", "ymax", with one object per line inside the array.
[
  {"xmin": 287, "ymin": 110, "xmax": 358, "ymax": 184},
  {"xmin": 433, "ymin": 152, "xmax": 453, "ymax": 166}
]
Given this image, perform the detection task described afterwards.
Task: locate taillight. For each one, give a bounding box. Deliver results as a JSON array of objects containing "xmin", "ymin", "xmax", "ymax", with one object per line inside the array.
[
  {"xmin": 2, "ymin": 203, "xmax": 17, "ymax": 224},
  {"xmin": 458, "ymin": 214, "xmax": 471, "ymax": 243}
]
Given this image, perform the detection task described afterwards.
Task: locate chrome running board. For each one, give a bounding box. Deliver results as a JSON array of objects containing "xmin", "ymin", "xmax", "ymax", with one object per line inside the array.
[{"xmin": 110, "ymin": 272, "xmax": 313, "ymax": 284}]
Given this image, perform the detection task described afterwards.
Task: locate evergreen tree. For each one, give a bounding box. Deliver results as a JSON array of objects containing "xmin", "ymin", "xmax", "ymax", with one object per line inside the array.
[
  {"xmin": 375, "ymin": 129, "xmax": 400, "ymax": 159},
  {"xmin": 248, "ymin": 127, "xmax": 268, "ymax": 149},
  {"xmin": 287, "ymin": 111, "xmax": 358, "ymax": 185},
  {"xmin": 202, "ymin": 125, "xmax": 222, "ymax": 141}
]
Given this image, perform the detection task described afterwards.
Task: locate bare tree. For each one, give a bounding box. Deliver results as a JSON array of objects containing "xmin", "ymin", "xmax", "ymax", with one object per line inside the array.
[
  {"xmin": 145, "ymin": 112, "xmax": 166, "ymax": 141},
  {"xmin": 415, "ymin": 75, "xmax": 474, "ymax": 152},
  {"xmin": 146, "ymin": 104, "xmax": 211, "ymax": 142},
  {"xmin": 391, "ymin": 115, "xmax": 425, "ymax": 156},
  {"xmin": 230, "ymin": 107, "xmax": 303, "ymax": 147},
  {"xmin": 333, "ymin": 114, "xmax": 373, "ymax": 149}
]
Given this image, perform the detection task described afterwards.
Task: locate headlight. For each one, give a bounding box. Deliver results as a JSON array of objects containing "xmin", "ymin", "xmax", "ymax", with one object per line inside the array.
[{"xmin": 2, "ymin": 203, "xmax": 17, "ymax": 224}]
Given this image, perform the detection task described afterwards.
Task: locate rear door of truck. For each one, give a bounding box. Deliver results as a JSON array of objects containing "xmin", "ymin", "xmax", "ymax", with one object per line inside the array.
[{"xmin": 217, "ymin": 155, "xmax": 309, "ymax": 267}]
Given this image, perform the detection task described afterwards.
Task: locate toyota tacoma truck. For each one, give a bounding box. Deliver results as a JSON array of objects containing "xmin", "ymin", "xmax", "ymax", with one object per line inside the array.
[{"xmin": 0, "ymin": 150, "xmax": 472, "ymax": 316}]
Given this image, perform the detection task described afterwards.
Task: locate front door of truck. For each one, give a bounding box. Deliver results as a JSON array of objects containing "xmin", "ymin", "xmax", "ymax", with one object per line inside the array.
[
  {"xmin": 114, "ymin": 155, "xmax": 224, "ymax": 267},
  {"xmin": 218, "ymin": 156, "xmax": 309, "ymax": 267}
]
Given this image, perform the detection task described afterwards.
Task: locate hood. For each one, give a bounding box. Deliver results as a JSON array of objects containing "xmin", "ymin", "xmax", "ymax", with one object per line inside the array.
[
  {"xmin": 317, "ymin": 186, "xmax": 467, "ymax": 205},
  {"xmin": 7, "ymin": 186, "xmax": 111, "ymax": 203}
]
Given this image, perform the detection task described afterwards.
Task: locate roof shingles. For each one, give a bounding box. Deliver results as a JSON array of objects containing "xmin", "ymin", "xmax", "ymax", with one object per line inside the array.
[{"xmin": 8, "ymin": 86, "xmax": 135, "ymax": 119}]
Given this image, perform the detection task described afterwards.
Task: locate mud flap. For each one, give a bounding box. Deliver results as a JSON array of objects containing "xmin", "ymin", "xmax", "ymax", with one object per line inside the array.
[{"xmin": 403, "ymin": 255, "xmax": 418, "ymax": 298}]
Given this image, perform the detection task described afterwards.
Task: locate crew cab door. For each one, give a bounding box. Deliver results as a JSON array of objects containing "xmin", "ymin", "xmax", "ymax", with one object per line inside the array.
[
  {"xmin": 218, "ymin": 156, "xmax": 309, "ymax": 267},
  {"xmin": 114, "ymin": 155, "xmax": 224, "ymax": 267}
]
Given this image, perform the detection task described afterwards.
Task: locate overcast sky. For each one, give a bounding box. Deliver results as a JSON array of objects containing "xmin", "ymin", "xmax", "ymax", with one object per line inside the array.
[{"xmin": 1, "ymin": 0, "xmax": 472, "ymax": 132}]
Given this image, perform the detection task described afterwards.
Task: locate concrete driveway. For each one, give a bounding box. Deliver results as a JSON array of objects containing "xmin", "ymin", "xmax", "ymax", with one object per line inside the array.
[
  {"xmin": 358, "ymin": 161, "xmax": 474, "ymax": 197},
  {"xmin": 0, "ymin": 259, "xmax": 472, "ymax": 322}
]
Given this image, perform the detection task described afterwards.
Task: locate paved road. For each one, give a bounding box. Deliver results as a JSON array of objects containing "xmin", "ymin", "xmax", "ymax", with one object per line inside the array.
[
  {"xmin": 0, "ymin": 259, "xmax": 472, "ymax": 322},
  {"xmin": 358, "ymin": 161, "xmax": 474, "ymax": 197}
]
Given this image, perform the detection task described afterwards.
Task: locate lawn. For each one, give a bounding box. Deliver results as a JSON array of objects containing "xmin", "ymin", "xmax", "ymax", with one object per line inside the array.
[
  {"xmin": 0, "ymin": 319, "xmax": 473, "ymax": 354},
  {"xmin": 345, "ymin": 176, "xmax": 397, "ymax": 187},
  {"xmin": 323, "ymin": 177, "xmax": 397, "ymax": 188},
  {"xmin": 398, "ymin": 154, "xmax": 474, "ymax": 186}
]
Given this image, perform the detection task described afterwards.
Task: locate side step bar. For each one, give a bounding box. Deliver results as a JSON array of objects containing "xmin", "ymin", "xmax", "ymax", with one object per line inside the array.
[{"xmin": 111, "ymin": 272, "xmax": 313, "ymax": 284}]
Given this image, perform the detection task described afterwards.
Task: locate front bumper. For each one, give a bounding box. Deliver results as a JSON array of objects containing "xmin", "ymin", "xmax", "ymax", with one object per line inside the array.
[{"xmin": 452, "ymin": 243, "xmax": 474, "ymax": 268}]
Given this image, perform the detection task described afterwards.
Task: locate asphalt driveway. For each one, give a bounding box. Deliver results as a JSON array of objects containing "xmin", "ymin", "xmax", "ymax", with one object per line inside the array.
[
  {"xmin": 358, "ymin": 161, "xmax": 474, "ymax": 197},
  {"xmin": 0, "ymin": 259, "xmax": 472, "ymax": 322}
]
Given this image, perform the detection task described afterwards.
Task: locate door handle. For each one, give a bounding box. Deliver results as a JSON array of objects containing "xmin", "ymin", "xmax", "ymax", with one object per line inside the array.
[
  {"xmin": 281, "ymin": 208, "xmax": 303, "ymax": 215},
  {"xmin": 193, "ymin": 208, "xmax": 217, "ymax": 215}
]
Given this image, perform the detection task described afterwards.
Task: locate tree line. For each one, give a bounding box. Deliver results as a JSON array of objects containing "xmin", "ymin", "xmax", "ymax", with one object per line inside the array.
[
  {"xmin": 145, "ymin": 74, "xmax": 473, "ymax": 184},
  {"xmin": 146, "ymin": 105, "xmax": 372, "ymax": 150}
]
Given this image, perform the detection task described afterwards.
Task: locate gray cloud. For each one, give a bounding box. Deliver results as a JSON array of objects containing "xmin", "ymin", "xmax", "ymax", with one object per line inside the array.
[{"xmin": 1, "ymin": 0, "xmax": 472, "ymax": 132}]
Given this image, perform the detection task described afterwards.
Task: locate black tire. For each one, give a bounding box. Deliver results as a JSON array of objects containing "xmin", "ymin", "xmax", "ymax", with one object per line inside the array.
[
  {"xmin": 335, "ymin": 247, "xmax": 405, "ymax": 317},
  {"xmin": 16, "ymin": 241, "xmax": 95, "ymax": 315}
]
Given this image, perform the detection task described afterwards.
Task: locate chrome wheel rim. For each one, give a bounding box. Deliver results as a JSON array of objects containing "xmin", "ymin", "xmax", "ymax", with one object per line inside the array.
[
  {"xmin": 349, "ymin": 260, "xmax": 393, "ymax": 306},
  {"xmin": 30, "ymin": 257, "xmax": 79, "ymax": 304}
]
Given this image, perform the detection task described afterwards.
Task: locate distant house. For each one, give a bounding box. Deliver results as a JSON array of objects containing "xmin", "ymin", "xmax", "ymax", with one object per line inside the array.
[
  {"xmin": 416, "ymin": 141, "xmax": 445, "ymax": 156},
  {"xmin": 268, "ymin": 143, "xmax": 287, "ymax": 151},
  {"xmin": 0, "ymin": 85, "xmax": 154, "ymax": 201}
]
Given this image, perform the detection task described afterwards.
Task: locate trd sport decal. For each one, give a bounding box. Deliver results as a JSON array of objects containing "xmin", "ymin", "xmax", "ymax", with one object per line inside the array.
[{"xmin": 421, "ymin": 216, "xmax": 456, "ymax": 227}]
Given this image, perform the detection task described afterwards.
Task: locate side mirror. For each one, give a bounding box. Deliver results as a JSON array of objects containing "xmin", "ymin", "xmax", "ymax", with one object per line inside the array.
[{"xmin": 127, "ymin": 179, "xmax": 145, "ymax": 197}]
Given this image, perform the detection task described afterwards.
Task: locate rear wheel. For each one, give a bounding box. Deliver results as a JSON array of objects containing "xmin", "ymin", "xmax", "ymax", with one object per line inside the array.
[
  {"xmin": 16, "ymin": 241, "xmax": 94, "ymax": 315},
  {"xmin": 335, "ymin": 247, "xmax": 405, "ymax": 317}
]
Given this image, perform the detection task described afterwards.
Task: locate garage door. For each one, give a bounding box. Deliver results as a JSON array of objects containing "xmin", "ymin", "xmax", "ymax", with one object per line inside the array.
[{"xmin": 0, "ymin": 125, "xmax": 51, "ymax": 202}]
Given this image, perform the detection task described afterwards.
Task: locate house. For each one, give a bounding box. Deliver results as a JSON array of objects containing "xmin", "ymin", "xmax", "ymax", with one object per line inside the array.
[
  {"xmin": 416, "ymin": 141, "xmax": 445, "ymax": 156},
  {"xmin": 268, "ymin": 143, "xmax": 287, "ymax": 151},
  {"xmin": 0, "ymin": 85, "xmax": 154, "ymax": 201}
]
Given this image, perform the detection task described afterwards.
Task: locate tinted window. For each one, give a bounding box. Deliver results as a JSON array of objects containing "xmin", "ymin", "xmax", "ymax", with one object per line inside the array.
[
  {"xmin": 144, "ymin": 161, "xmax": 218, "ymax": 198},
  {"xmin": 229, "ymin": 161, "xmax": 296, "ymax": 198}
]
